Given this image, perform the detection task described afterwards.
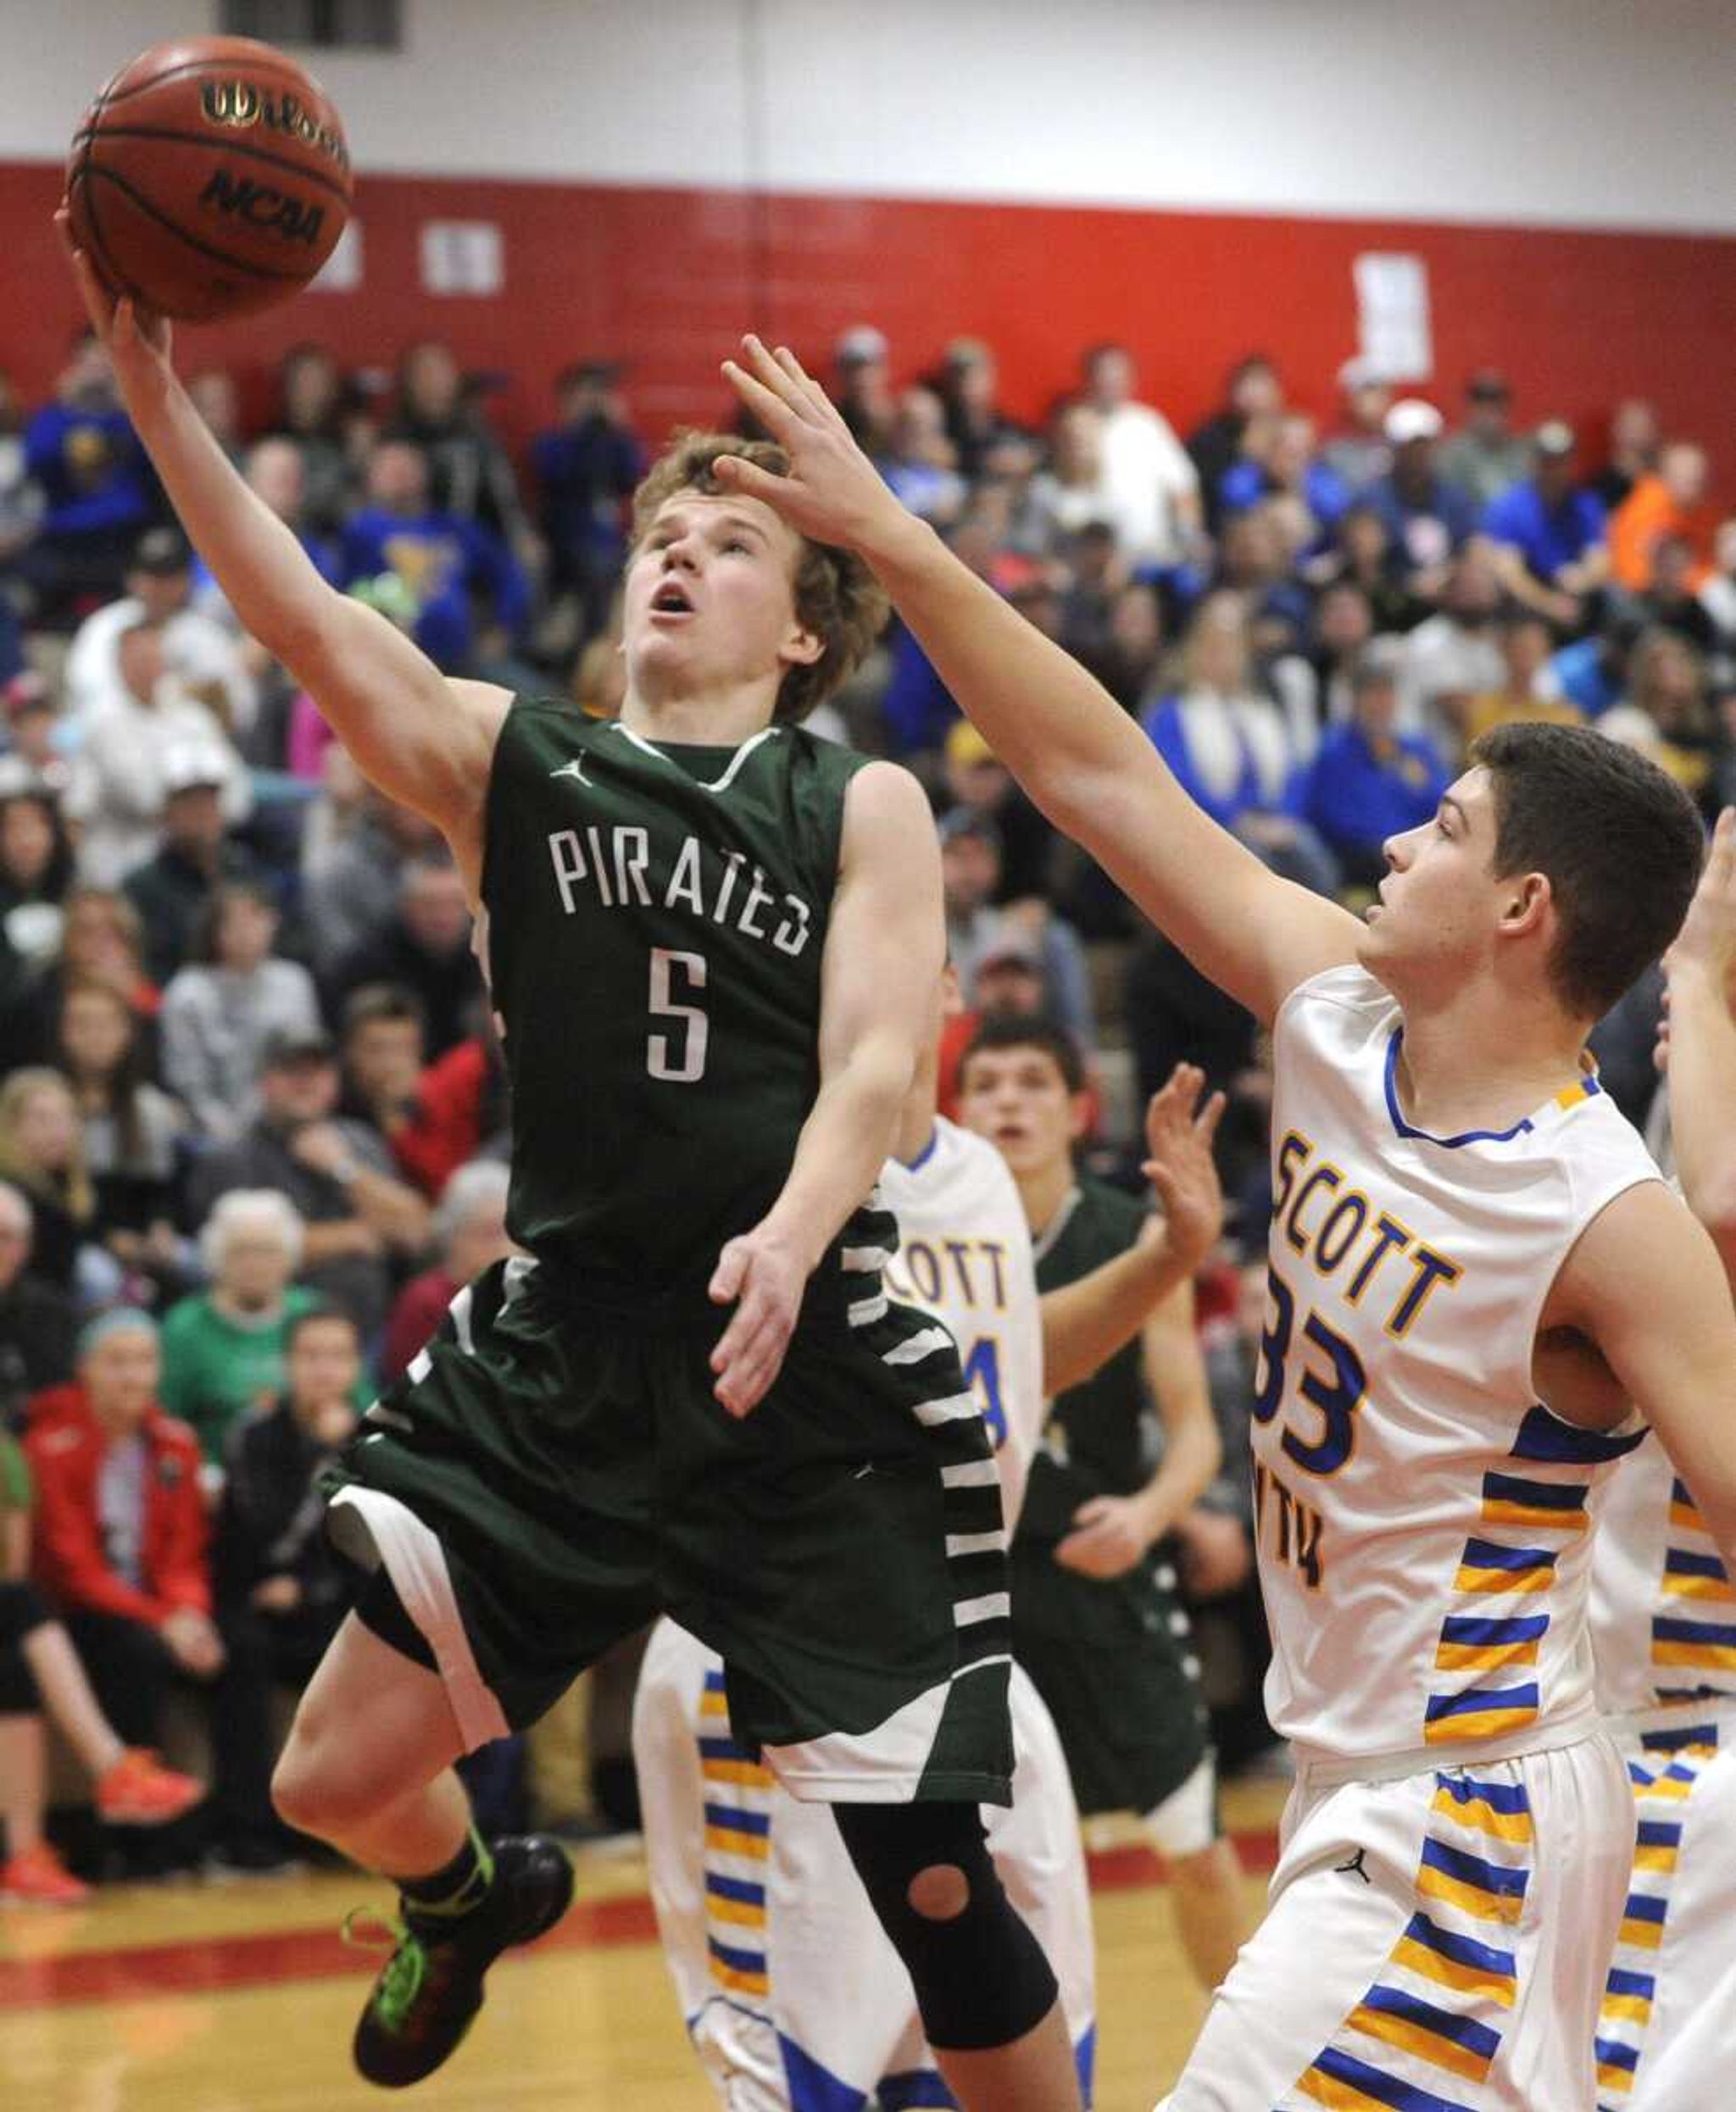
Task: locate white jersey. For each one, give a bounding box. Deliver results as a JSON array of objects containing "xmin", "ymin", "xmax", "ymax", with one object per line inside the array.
[
  {"xmin": 880, "ymin": 1118, "xmax": 1045, "ymax": 1528},
  {"xmin": 1584, "ymin": 1150, "xmax": 1736, "ymax": 2110},
  {"xmin": 1590, "ymin": 1147, "xmax": 1736, "ymax": 1727},
  {"xmin": 1592, "ymin": 1437, "xmax": 1736, "ymax": 1724},
  {"xmin": 1258, "ymin": 965, "xmax": 1662, "ymax": 1770}
]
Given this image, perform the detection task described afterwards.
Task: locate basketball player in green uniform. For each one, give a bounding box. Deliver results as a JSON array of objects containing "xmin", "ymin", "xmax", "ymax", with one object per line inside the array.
[
  {"xmin": 62, "ymin": 233, "xmax": 1082, "ymax": 2109},
  {"xmin": 958, "ymin": 1014, "xmax": 1248, "ymax": 2000}
]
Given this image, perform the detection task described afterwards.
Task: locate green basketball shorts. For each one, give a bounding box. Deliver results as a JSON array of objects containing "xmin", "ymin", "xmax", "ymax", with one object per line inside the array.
[
  {"xmin": 1009, "ymin": 1532, "xmax": 1213, "ymax": 1824},
  {"xmin": 325, "ymin": 1255, "xmax": 1012, "ymax": 1805}
]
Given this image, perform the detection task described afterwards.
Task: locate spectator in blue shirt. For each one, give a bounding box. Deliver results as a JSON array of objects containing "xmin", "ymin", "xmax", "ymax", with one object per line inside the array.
[
  {"xmin": 339, "ymin": 442, "xmax": 529, "ymax": 675},
  {"xmin": 1220, "ymin": 413, "xmax": 1350, "ymax": 546},
  {"xmin": 879, "ymin": 509, "xmax": 1019, "ymax": 757},
  {"xmin": 1550, "ymin": 610, "xmax": 1641, "ymax": 720},
  {"xmin": 192, "ymin": 439, "xmax": 340, "ymax": 624},
  {"xmin": 1480, "ymin": 420, "xmax": 1608, "ymax": 631},
  {"xmin": 1320, "ymin": 358, "xmax": 1394, "ymax": 497},
  {"xmin": 1140, "ymin": 591, "xmax": 1338, "ymax": 895},
  {"xmin": 1364, "ymin": 400, "xmax": 1477, "ymax": 592},
  {"xmin": 22, "ymin": 333, "xmax": 158, "ymax": 624},
  {"xmin": 1216, "ymin": 503, "xmax": 1315, "ymax": 650},
  {"xmin": 877, "ymin": 387, "xmax": 967, "ymax": 528},
  {"xmin": 531, "ymin": 362, "xmax": 645, "ymax": 650},
  {"xmin": 1302, "ymin": 639, "xmax": 1449, "ymax": 888}
]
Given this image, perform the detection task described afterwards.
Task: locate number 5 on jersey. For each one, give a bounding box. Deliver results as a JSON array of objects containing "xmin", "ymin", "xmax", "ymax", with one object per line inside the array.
[{"xmin": 648, "ymin": 947, "xmax": 709, "ymax": 1082}]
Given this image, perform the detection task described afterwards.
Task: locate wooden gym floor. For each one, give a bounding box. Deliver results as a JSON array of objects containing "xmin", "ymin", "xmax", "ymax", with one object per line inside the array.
[{"xmin": 0, "ymin": 1778, "xmax": 1288, "ymax": 2110}]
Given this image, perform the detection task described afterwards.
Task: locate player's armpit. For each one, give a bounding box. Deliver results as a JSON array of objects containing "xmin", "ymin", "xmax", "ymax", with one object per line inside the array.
[{"xmin": 1553, "ymin": 1181, "xmax": 1736, "ymax": 1570}]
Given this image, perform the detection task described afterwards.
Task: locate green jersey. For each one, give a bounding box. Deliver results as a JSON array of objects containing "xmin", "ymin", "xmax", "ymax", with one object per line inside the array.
[
  {"xmin": 481, "ymin": 703, "xmax": 875, "ymax": 1306},
  {"xmin": 1022, "ymin": 1176, "xmax": 1152, "ymax": 1542}
]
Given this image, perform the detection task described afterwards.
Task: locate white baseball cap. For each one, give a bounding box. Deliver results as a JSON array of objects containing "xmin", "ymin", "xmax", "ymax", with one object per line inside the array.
[{"xmin": 1384, "ymin": 398, "xmax": 1444, "ymax": 445}]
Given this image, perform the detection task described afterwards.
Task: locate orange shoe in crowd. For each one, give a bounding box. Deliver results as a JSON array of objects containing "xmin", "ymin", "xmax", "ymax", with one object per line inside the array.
[
  {"xmin": 0, "ymin": 1842, "xmax": 92, "ymax": 1906},
  {"xmin": 96, "ymin": 1749, "xmax": 206, "ymax": 1826}
]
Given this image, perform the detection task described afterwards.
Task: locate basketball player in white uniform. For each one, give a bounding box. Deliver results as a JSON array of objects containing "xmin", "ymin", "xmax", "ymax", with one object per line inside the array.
[
  {"xmin": 634, "ymin": 1012, "xmax": 1226, "ymax": 2109},
  {"xmin": 719, "ymin": 337, "xmax": 1736, "ymax": 2109},
  {"xmin": 1587, "ymin": 809, "xmax": 1736, "ymax": 2112}
]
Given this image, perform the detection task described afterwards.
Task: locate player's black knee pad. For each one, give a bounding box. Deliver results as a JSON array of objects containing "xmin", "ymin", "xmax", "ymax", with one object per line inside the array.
[{"xmin": 832, "ymin": 1800, "xmax": 1059, "ymax": 2052}]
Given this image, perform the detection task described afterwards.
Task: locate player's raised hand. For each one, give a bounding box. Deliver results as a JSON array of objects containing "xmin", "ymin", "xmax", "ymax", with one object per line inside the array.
[
  {"xmin": 54, "ymin": 205, "xmax": 175, "ymax": 394},
  {"xmin": 716, "ymin": 336, "xmax": 912, "ymax": 553},
  {"xmin": 1667, "ymin": 809, "xmax": 1736, "ymax": 1003},
  {"xmin": 708, "ymin": 1220, "xmax": 808, "ymax": 1417},
  {"xmin": 1141, "ymin": 1063, "xmax": 1227, "ymax": 1270}
]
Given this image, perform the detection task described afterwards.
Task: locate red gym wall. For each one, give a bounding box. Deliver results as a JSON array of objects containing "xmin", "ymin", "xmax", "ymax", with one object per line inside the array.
[{"xmin": 3, "ymin": 157, "xmax": 1733, "ymax": 475}]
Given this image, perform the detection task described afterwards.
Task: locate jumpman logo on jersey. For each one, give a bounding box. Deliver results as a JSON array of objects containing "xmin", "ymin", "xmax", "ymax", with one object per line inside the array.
[
  {"xmin": 548, "ymin": 757, "xmax": 591, "ymax": 786},
  {"xmin": 1334, "ymin": 1848, "xmax": 1372, "ymax": 1884}
]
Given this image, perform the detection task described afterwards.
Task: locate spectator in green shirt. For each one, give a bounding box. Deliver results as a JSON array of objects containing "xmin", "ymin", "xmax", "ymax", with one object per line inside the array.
[{"xmin": 159, "ymin": 1189, "xmax": 322, "ymax": 1465}]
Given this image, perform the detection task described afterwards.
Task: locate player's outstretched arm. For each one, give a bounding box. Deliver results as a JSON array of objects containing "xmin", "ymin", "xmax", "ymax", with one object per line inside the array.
[
  {"xmin": 718, "ymin": 336, "xmax": 1362, "ymax": 1025},
  {"xmin": 57, "ymin": 216, "xmax": 504, "ymax": 860},
  {"xmin": 1038, "ymin": 1064, "xmax": 1224, "ymax": 1395},
  {"xmin": 1556, "ymin": 1184, "xmax": 1736, "ymax": 1572},
  {"xmin": 708, "ymin": 762, "xmax": 943, "ymax": 1416},
  {"xmin": 1055, "ymin": 1281, "xmax": 1221, "ymax": 1580},
  {"xmin": 1662, "ymin": 809, "xmax": 1736, "ymax": 1272}
]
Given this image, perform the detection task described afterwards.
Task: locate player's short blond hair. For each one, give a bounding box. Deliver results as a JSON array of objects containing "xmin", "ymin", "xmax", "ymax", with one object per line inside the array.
[{"xmin": 630, "ymin": 431, "xmax": 888, "ymax": 723}]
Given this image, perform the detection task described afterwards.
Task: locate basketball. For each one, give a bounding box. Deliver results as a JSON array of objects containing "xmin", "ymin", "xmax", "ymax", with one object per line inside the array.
[{"xmin": 64, "ymin": 35, "xmax": 352, "ymax": 325}]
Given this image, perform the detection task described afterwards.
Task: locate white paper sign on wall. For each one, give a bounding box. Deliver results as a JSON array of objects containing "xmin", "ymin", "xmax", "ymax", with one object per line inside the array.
[
  {"xmin": 1354, "ymin": 253, "xmax": 1433, "ymax": 382},
  {"xmin": 311, "ymin": 220, "xmax": 364, "ymax": 294},
  {"xmin": 420, "ymin": 222, "xmax": 505, "ymax": 297}
]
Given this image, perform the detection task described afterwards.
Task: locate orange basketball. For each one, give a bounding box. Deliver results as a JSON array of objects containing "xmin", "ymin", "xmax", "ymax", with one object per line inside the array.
[{"xmin": 65, "ymin": 35, "xmax": 353, "ymax": 325}]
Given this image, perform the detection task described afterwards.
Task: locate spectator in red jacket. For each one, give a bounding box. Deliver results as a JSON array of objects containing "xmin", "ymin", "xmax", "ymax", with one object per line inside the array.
[
  {"xmin": 387, "ymin": 1018, "xmax": 509, "ymax": 1201},
  {"xmin": 25, "ymin": 1308, "xmax": 223, "ymax": 1773},
  {"xmin": 380, "ymin": 1159, "xmax": 515, "ymax": 1386}
]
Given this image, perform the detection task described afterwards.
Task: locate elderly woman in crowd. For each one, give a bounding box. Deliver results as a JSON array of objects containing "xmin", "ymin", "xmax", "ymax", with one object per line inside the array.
[{"xmin": 157, "ymin": 1187, "xmax": 337, "ymax": 1467}]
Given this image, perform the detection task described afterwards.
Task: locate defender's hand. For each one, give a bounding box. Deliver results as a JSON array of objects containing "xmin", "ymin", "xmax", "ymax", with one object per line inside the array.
[
  {"xmin": 716, "ymin": 336, "xmax": 913, "ymax": 555},
  {"xmin": 55, "ymin": 207, "xmax": 175, "ymax": 396},
  {"xmin": 709, "ymin": 1223, "xmax": 807, "ymax": 1418},
  {"xmin": 1142, "ymin": 1063, "xmax": 1227, "ymax": 1271},
  {"xmin": 1054, "ymin": 1492, "xmax": 1165, "ymax": 1580},
  {"xmin": 1666, "ymin": 808, "xmax": 1736, "ymax": 1007}
]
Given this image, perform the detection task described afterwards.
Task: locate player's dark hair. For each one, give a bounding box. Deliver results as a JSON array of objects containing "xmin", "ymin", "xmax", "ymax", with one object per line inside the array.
[
  {"xmin": 629, "ymin": 430, "xmax": 889, "ymax": 723},
  {"xmin": 1470, "ymin": 721, "xmax": 1705, "ymax": 1019},
  {"xmin": 957, "ymin": 1009, "xmax": 1085, "ymax": 1096}
]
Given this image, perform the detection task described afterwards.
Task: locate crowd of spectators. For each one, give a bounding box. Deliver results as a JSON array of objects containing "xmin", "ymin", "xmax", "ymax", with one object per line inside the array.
[{"xmin": 0, "ymin": 317, "xmax": 1727, "ymax": 1898}]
